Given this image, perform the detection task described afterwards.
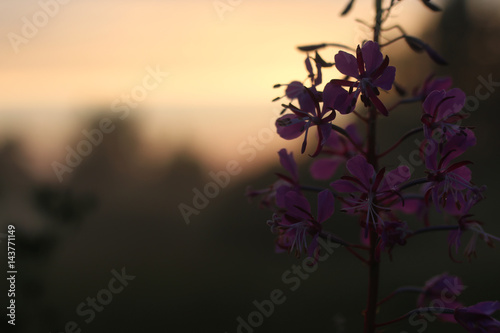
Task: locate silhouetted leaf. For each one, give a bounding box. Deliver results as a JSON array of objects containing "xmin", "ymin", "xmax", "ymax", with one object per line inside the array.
[
  {"xmin": 314, "ymin": 51, "xmax": 334, "ymax": 68},
  {"xmin": 424, "ymin": 45, "xmax": 448, "ymax": 65},
  {"xmin": 393, "ymin": 81, "xmax": 407, "ymax": 96},
  {"xmin": 421, "ymin": 0, "xmax": 441, "ymax": 11},
  {"xmin": 297, "ymin": 43, "xmax": 327, "ymax": 52},
  {"xmin": 341, "ymin": 0, "xmax": 356, "ymax": 16},
  {"xmin": 405, "ymin": 36, "xmax": 448, "ymax": 65},
  {"xmin": 405, "ymin": 36, "xmax": 426, "ymax": 52}
]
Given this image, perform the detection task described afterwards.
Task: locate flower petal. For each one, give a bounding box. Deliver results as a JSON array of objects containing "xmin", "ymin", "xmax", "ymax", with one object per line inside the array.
[
  {"xmin": 310, "ymin": 157, "xmax": 343, "ymax": 180},
  {"xmin": 335, "ymin": 51, "xmax": 359, "ymax": 78},
  {"xmin": 285, "ymin": 191, "xmax": 311, "ymax": 219},
  {"xmin": 276, "ymin": 114, "xmax": 305, "ymax": 140},
  {"xmin": 466, "ymin": 301, "xmax": 500, "ymax": 316},
  {"xmin": 437, "ymin": 88, "xmax": 466, "ymax": 120},
  {"xmin": 285, "ymin": 81, "xmax": 305, "ymax": 99},
  {"xmin": 361, "ymin": 41, "xmax": 383, "ymax": 73},
  {"xmin": 317, "ymin": 189, "xmax": 335, "ymax": 223},
  {"xmin": 275, "ymin": 185, "xmax": 296, "ymax": 208},
  {"xmin": 373, "ymin": 66, "xmax": 396, "ymax": 90},
  {"xmin": 322, "ymin": 82, "xmax": 347, "ymax": 114},
  {"xmin": 379, "ymin": 166, "xmax": 411, "ymax": 192},
  {"xmin": 420, "ymin": 75, "xmax": 453, "ymax": 97},
  {"xmin": 346, "ymin": 155, "xmax": 374, "ymax": 188},
  {"xmin": 331, "ymin": 179, "xmax": 362, "ymax": 193},
  {"xmin": 278, "ymin": 149, "xmax": 299, "ymax": 181},
  {"xmin": 442, "ymin": 130, "xmax": 476, "ymax": 161},
  {"xmin": 450, "ymin": 166, "xmax": 472, "ymax": 190},
  {"xmin": 422, "ymin": 90, "xmax": 447, "ymax": 116}
]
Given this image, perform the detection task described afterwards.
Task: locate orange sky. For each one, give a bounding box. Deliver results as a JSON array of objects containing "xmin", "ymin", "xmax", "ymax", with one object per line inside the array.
[{"xmin": 0, "ymin": 0, "xmax": 460, "ymax": 179}]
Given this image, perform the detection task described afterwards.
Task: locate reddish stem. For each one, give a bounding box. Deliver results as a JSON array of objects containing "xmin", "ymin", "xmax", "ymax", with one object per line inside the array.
[
  {"xmin": 364, "ymin": 2, "xmax": 383, "ymax": 332},
  {"xmin": 376, "ymin": 286, "xmax": 423, "ymax": 307},
  {"xmin": 375, "ymin": 307, "xmax": 455, "ymax": 327},
  {"xmin": 378, "ymin": 127, "xmax": 423, "ymax": 158}
]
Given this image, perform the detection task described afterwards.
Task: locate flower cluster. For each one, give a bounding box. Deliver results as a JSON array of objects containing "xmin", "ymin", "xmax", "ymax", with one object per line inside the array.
[{"xmin": 250, "ymin": 2, "xmax": 498, "ymax": 331}]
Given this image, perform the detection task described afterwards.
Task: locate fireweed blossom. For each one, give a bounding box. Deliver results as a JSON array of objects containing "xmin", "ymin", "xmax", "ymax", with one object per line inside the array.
[
  {"xmin": 332, "ymin": 41, "xmax": 396, "ymax": 115},
  {"xmin": 273, "ymin": 54, "xmax": 326, "ymax": 103},
  {"xmin": 414, "ymin": 75, "xmax": 453, "ymax": 100},
  {"xmin": 423, "ymin": 135, "xmax": 483, "ymax": 214},
  {"xmin": 448, "ymin": 215, "xmax": 500, "ymax": 260},
  {"xmin": 376, "ymin": 219, "xmax": 410, "ymax": 260},
  {"xmin": 331, "ymin": 155, "xmax": 410, "ymax": 235},
  {"xmin": 390, "ymin": 192, "xmax": 431, "ymax": 226},
  {"xmin": 250, "ymin": 1, "xmax": 500, "ymax": 327},
  {"xmin": 309, "ymin": 123, "xmax": 363, "ymax": 180},
  {"xmin": 276, "ymin": 82, "xmax": 350, "ymax": 156},
  {"xmin": 267, "ymin": 189, "xmax": 334, "ymax": 258},
  {"xmin": 417, "ymin": 273, "xmax": 465, "ymax": 322},
  {"xmin": 421, "ymin": 87, "xmax": 474, "ymax": 143},
  {"xmin": 246, "ymin": 149, "xmax": 300, "ymax": 208},
  {"xmin": 272, "ymin": 80, "xmax": 309, "ymax": 105},
  {"xmin": 454, "ymin": 301, "xmax": 500, "ymax": 332},
  {"xmin": 305, "ymin": 54, "xmax": 323, "ymax": 87},
  {"xmin": 284, "ymin": 81, "xmax": 307, "ymax": 100}
]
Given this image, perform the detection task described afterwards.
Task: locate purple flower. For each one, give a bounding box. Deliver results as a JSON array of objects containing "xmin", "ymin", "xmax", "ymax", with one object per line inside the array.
[
  {"xmin": 309, "ymin": 123, "xmax": 363, "ymax": 180},
  {"xmin": 305, "ymin": 55, "xmax": 323, "ymax": 86},
  {"xmin": 423, "ymin": 137, "xmax": 481, "ymax": 214},
  {"xmin": 273, "ymin": 55, "xmax": 323, "ymax": 103},
  {"xmin": 454, "ymin": 301, "xmax": 500, "ymax": 332},
  {"xmin": 285, "ymin": 81, "xmax": 307, "ymax": 100},
  {"xmin": 414, "ymin": 75, "xmax": 453, "ymax": 100},
  {"xmin": 448, "ymin": 215, "xmax": 500, "ymax": 261},
  {"xmin": 333, "ymin": 41, "xmax": 396, "ymax": 115},
  {"xmin": 391, "ymin": 195, "xmax": 430, "ymax": 226},
  {"xmin": 442, "ymin": 187, "xmax": 485, "ymax": 217},
  {"xmin": 276, "ymin": 82, "xmax": 350, "ymax": 156},
  {"xmin": 421, "ymin": 88, "xmax": 472, "ymax": 142},
  {"xmin": 376, "ymin": 220, "xmax": 410, "ymax": 260},
  {"xmin": 268, "ymin": 190, "xmax": 335, "ymax": 259},
  {"xmin": 246, "ymin": 149, "xmax": 300, "ymax": 208},
  {"xmin": 331, "ymin": 155, "xmax": 410, "ymax": 233},
  {"xmin": 417, "ymin": 273, "xmax": 465, "ymax": 322}
]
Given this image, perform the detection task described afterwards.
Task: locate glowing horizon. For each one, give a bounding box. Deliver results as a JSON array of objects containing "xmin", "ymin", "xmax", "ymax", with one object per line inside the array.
[{"xmin": 0, "ymin": 0, "xmax": 458, "ymax": 179}]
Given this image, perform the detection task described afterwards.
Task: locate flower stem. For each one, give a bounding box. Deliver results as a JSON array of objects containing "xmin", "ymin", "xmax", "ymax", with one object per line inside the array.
[
  {"xmin": 407, "ymin": 225, "xmax": 460, "ymax": 239},
  {"xmin": 331, "ymin": 124, "xmax": 365, "ymax": 154},
  {"xmin": 398, "ymin": 177, "xmax": 429, "ymax": 192},
  {"xmin": 318, "ymin": 232, "xmax": 369, "ymax": 264},
  {"xmin": 378, "ymin": 127, "xmax": 423, "ymax": 158},
  {"xmin": 346, "ymin": 246, "xmax": 370, "ymax": 265},
  {"xmin": 319, "ymin": 231, "xmax": 369, "ymax": 250},
  {"xmin": 364, "ymin": 1, "xmax": 383, "ymax": 332},
  {"xmin": 377, "ymin": 286, "xmax": 424, "ymax": 307},
  {"xmin": 375, "ymin": 307, "xmax": 455, "ymax": 327},
  {"xmin": 378, "ymin": 35, "xmax": 405, "ymax": 48}
]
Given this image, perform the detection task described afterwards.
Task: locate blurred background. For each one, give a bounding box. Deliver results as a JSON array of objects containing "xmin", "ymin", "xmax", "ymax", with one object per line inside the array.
[{"xmin": 0, "ymin": 0, "xmax": 499, "ymax": 332}]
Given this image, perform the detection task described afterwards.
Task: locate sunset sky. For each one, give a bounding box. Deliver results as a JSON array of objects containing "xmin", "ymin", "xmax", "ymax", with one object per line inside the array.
[{"xmin": 1, "ymin": 0, "xmax": 488, "ymax": 180}]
